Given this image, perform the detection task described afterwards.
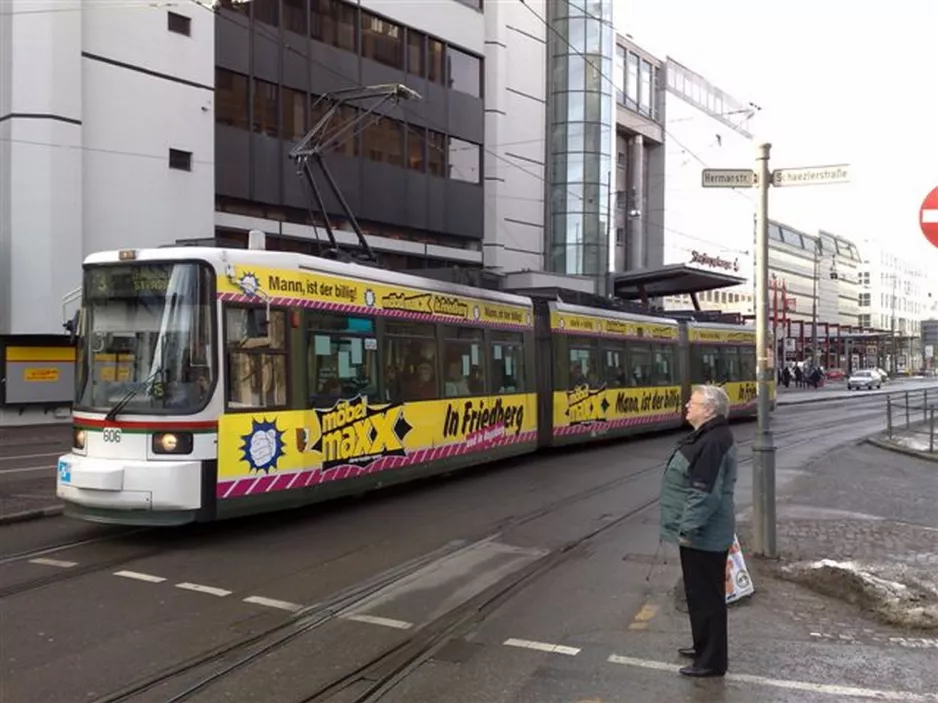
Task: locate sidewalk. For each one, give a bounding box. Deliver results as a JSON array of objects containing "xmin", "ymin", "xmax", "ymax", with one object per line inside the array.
[
  {"xmin": 776, "ymin": 377, "xmax": 938, "ymax": 406},
  {"xmin": 667, "ymin": 440, "xmax": 938, "ymax": 664}
]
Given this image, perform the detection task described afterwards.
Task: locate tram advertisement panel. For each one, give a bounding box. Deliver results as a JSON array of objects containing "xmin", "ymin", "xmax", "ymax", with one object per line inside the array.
[
  {"xmin": 217, "ymin": 266, "xmax": 533, "ymax": 330},
  {"xmin": 549, "ymin": 310, "xmax": 679, "ymax": 341},
  {"xmin": 215, "ymin": 392, "xmax": 538, "ymax": 499},
  {"xmin": 688, "ymin": 327, "xmax": 756, "ymax": 345},
  {"xmin": 552, "ymin": 385, "xmax": 683, "ymax": 438}
]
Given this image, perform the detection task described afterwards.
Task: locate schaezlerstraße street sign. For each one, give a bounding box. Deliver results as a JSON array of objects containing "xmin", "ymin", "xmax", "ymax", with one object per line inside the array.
[{"xmin": 701, "ymin": 164, "xmax": 851, "ymax": 188}]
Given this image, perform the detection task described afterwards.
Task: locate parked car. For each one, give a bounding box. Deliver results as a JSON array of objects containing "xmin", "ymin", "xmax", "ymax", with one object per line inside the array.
[
  {"xmin": 825, "ymin": 368, "xmax": 846, "ymax": 381},
  {"xmin": 847, "ymin": 369, "xmax": 882, "ymax": 390}
]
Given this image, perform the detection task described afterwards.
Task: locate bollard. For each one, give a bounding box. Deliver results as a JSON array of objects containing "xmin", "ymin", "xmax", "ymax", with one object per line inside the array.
[
  {"xmin": 930, "ymin": 407, "xmax": 936, "ymax": 453},
  {"xmin": 905, "ymin": 391, "xmax": 910, "ymax": 429},
  {"xmin": 886, "ymin": 395, "xmax": 893, "ymax": 438},
  {"xmin": 925, "ymin": 390, "xmax": 929, "ymax": 422}
]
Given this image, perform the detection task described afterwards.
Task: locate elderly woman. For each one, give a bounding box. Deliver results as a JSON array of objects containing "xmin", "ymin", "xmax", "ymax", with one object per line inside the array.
[{"xmin": 659, "ymin": 384, "xmax": 737, "ymax": 678}]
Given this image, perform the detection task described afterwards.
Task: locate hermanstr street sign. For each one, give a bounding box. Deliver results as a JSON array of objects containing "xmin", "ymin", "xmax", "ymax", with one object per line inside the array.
[
  {"xmin": 771, "ymin": 164, "xmax": 850, "ymax": 187},
  {"xmin": 921, "ymin": 186, "xmax": 938, "ymax": 248},
  {"xmin": 701, "ymin": 169, "xmax": 757, "ymax": 188}
]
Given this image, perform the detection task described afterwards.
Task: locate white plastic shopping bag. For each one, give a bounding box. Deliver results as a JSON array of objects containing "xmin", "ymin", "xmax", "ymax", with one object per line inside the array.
[{"xmin": 725, "ymin": 534, "xmax": 755, "ymax": 604}]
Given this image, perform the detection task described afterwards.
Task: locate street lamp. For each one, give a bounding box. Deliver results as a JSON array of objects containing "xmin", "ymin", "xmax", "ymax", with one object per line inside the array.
[{"xmin": 811, "ymin": 239, "xmax": 838, "ymax": 368}]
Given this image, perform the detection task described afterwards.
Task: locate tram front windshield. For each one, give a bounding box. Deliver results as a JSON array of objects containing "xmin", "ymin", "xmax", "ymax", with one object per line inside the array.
[{"xmin": 75, "ymin": 262, "xmax": 215, "ymax": 414}]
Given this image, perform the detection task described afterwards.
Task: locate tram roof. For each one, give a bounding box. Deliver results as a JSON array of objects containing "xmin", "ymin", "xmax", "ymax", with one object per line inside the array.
[
  {"xmin": 83, "ymin": 246, "xmax": 535, "ymax": 308},
  {"xmin": 611, "ymin": 264, "xmax": 746, "ymax": 299}
]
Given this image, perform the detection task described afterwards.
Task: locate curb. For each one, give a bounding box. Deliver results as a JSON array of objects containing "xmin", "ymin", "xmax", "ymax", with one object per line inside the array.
[
  {"xmin": 0, "ymin": 505, "xmax": 64, "ymax": 526},
  {"xmin": 865, "ymin": 436, "xmax": 938, "ymax": 464}
]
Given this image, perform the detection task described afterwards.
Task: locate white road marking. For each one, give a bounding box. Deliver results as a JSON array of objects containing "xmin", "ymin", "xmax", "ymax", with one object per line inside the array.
[
  {"xmin": 0, "ymin": 465, "xmax": 55, "ymax": 475},
  {"xmin": 29, "ymin": 558, "xmax": 77, "ymax": 568},
  {"xmin": 176, "ymin": 582, "xmax": 232, "ymax": 597},
  {"xmin": 342, "ymin": 614, "xmax": 414, "ymax": 630},
  {"xmin": 114, "ymin": 570, "xmax": 167, "ymax": 583},
  {"xmin": 243, "ymin": 596, "xmax": 303, "ymax": 613},
  {"xmin": 922, "ymin": 209, "xmax": 938, "ymax": 224},
  {"xmin": 503, "ymin": 638, "xmax": 581, "ymax": 656},
  {"xmin": 608, "ymin": 654, "xmax": 938, "ymax": 701}
]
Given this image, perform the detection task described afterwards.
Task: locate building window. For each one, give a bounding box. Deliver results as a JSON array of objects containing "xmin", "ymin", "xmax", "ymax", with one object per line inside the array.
[
  {"xmin": 427, "ymin": 130, "xmax": 445, "ymax": 177},
  {"xmin": 253, "ymin": 0, "xmax": 278, "ymax": 27},
  {"xmin": 215, "ymin": 68, "xmax": 248, "ymax": 129},
  {"xmin": 169, "ymin": 148, "xmax": 192, "ymax": 171},
  {"xmin": 310, "ymin": 98, "xmax": 359, "ymax": 156},
  {"xmin": 407, "ymin": 127, "xmax": 426, "ymax": 171},
  {"xmin": 283, "ymin": 0, "xmax": 305, "ymax": 34},
  {"xmin": 428, "ymin": 38, "xmax": 445, "ymax": 84},
  {"xmin": 447, "ymin": 137, "xmax": 480, "ymax": 184},
  {"xmin": 362, "ymin": 118, "xmax": 404, "ymax": 166},
  {"xmin": 626, "ymin": 52, "xmax": 638, "ymax": 110},
  {"xmin": 252, "ymin": 78, "xmax": 278, "ymax": 137},
  {"xmin": 407, "ymin": 29, "xmax": 425, "ymax": 77},
  {"xmin": 167, "ymin": 11, "xmax": 191, "ymax": 35},
  {"xmin": 639, "ymin": 59, "xmax": 652, "ymax": 116},
  {"xmin": 283, "ymin": 87, "xmax": 306, "ymax": 141},
  {"xmin": 447, "ymin": 47, "xmax": 481, "ymax": 98},
  {"xmin": 361, "ymin": 10, "xmax": 402, "ymax": 69},
  {"xmin": 216, "ymin": 68, "xmax": 249, "ymax": 129},
  {"xmin": 312, "ymin": 0, "xmax": 357, "ymax": 52}
]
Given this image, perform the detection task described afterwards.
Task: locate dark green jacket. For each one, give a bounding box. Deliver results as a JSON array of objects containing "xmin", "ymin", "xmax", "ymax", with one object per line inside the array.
[{"xmin": 659, "ymin": 416, "xmax": 737, "ymax": 552}]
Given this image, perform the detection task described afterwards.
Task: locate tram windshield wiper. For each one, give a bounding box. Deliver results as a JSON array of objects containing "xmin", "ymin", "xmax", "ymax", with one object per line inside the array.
[{"xmin": 104, "ymin": 366, "xmax": 164, "ymax": 422}]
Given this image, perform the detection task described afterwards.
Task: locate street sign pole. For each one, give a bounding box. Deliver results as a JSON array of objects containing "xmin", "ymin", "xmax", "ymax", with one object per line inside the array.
[
  {"xmin": 752, "ymin": 143, "xmax": 776, "ymax": 559},
  {"xmin": 700, "ymin": 155, "xmax": 850, "ymax": 559}
]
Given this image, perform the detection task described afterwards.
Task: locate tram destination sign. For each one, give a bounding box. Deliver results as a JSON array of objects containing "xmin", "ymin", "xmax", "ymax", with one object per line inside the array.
[
  {"xmin": 701, "ymin": 168, "xmax": 757, "ymax": 188},
  {"xmin": 771, "ymin": 164, "xmax": 850, "ymax": 187}
]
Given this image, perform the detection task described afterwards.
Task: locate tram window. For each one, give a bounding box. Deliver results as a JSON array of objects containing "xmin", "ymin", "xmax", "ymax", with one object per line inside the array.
[
  {"xmin": 384, "ymin": 321, "xmax": 438, "ymax": 402},
  {"xmin": 225, "ymin": 307, "xmax": 288, "ymax": 409},
  {"xmin": 306, "ymin": 312, "xmax": 378, "ymax": 406},
  {"xmin": 491, "ymin": 331, "xmax": 524, "ymax": 394},
  {"xmin": 653, "ymin": 344, "xmax": 677, "ymax": 384},
  {"xmin": 442, "ymin": 326, "xmax": 485, "ymax": 397},
  {"xmin": 567, "ymin": 340, "xmax": 598, "ymax": 389},
  {"xmin": 628, "ymin": 343, "xmax": 653, "ymax": 387},
  {"xmin": 602, "ymin": 345, "xmax": 628, "ymax": 388},
  {"xmin": 738, "ymin": 345, "xmax": 756, "ymax": 380},
  {"xmin": 691, "ymin": 345, "xmax": 719, "ymax": 384},
  {"xmin": 721, "ymin": 346, "xmax": 741, "ymax": 382}
]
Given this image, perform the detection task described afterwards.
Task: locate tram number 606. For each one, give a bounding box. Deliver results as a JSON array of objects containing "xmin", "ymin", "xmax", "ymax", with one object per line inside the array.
[{"xmin": 102, "ymin": 428, "xmax": 122, "ymax": 444}]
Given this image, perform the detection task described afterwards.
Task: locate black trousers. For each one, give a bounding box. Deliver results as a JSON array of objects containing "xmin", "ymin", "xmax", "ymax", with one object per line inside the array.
[{"xmin": 680, "ymin": 545, "xmax": 729, "ymax": 672}]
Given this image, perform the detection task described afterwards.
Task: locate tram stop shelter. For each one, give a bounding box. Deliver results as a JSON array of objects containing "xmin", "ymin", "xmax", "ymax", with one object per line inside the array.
[{"xmin": 610, "ymin": 264, "xmax": 746, "ymax": 310}]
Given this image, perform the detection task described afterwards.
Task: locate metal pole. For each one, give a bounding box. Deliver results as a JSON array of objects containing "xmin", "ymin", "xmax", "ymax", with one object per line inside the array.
[
  {"xmin": 886, "ymin": 395, "xmax": 893, "ymax": 438},
  {"xmin": 752, "ymin": 142, "xmax": 776, "ymax": 558},
  {"xmin": 930, "ymin": 408, "xmax": 935, "ymax": 454},
  {"xmin": 812, "ymin": 242, "xmax": 819, "ymax": 368}
]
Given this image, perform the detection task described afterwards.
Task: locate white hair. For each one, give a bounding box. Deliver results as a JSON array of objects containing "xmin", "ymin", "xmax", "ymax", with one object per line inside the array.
[{"xmin": 693, "ymin": 384, "xmax": 731, "ymax": 419}]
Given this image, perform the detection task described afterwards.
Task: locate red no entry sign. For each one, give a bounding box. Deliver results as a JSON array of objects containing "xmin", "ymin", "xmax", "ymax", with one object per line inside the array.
[{"xmin": 922, "ymin": 186, "xmax": 938, "ymax": 248}]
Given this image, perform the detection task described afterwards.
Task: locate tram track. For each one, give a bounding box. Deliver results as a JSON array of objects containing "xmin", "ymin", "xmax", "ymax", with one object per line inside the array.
[{"xmin": 86, "ymin": 408, "xmax": 886, "ymax": 703}]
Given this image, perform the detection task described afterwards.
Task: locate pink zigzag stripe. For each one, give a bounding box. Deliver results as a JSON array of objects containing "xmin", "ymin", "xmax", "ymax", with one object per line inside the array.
[
  {"xmin": 216, "ymin": 292, "xmax": 531, "ymax": 330},
  {"xmin": 553, "ymin": 412, "xmax": 682, "ymax": 437},
  {"xmin": 217, "ymin": 430, "xmax": 538, "ymax": 499}
]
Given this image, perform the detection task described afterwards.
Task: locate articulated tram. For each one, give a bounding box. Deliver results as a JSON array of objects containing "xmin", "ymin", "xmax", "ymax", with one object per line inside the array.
[{"xmin": 57, "ymin": 246, "xmax": 774, "ymax": 525}]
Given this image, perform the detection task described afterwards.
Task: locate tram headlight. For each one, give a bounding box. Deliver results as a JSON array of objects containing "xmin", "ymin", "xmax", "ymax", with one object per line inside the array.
[
  {"xmin": 152, "ymin": 432, "xmax": 193, "ymax": 455},
  {"xmin": 73, "ymin": 428, "xmax": 86, "ymax": 451}
]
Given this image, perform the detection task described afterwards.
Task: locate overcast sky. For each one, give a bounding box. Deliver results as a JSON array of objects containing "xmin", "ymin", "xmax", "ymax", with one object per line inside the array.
[{"xmin": 615, "ymin": 0, "xmax": 938, "ymax": 269}]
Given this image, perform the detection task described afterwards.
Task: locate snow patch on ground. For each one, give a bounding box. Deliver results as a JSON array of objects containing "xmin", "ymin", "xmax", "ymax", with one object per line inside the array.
[{"xmin": 783, "ymin": 559, "xmax": 938, "ymax": 629}]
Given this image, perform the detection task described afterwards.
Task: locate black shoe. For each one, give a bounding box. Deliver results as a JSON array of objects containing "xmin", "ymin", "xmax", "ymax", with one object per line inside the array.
[
  {"xmin": 678, "ymin": 647, "xmax": 696, "ymax": 658},
  {"xmin": 679, "ymin": 665, "xmax": 725, "ymax": 678}
]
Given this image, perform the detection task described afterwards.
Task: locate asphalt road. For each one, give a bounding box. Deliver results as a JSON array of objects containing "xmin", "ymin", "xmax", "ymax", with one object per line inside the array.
[{"xmin": 0, "ymin": 392, "xmax": 931, "ymax": 703}]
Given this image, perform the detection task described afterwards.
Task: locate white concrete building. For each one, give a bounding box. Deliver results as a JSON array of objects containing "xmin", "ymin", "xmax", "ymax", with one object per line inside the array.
[
  {"xmin": 658, "ymin": 58, "xmax": 757, "ymax": 315},
  {"xmin": 0, "ymin": 0, "xmax": 555, "ymax": 423},
  {"xmin": 859, "ymin": 241, "xmax": 936, "ymax": 372}
]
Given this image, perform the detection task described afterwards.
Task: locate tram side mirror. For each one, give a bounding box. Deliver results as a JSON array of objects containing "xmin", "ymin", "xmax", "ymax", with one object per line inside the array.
[{"xmin": 64, "ymin": 310, "xmax": 81, "ymax": 344}]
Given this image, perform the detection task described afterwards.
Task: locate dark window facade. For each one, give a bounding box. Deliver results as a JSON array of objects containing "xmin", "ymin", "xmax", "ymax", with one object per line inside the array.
[
  {"xmin": 312, "ymin": 0, "xmax": 356, "ymax": 52},
  {"xmin": 215, "ymin": 0, "xmax": 485, "ymax": 242},
  {"xmin": 361, "ymin": 10, "xmax": 403, "ymax": 69}
]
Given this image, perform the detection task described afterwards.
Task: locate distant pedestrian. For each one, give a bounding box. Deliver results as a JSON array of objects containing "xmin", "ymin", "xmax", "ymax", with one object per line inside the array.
[{"xmin": 659, "ymin": 384, "xmax": 737, "ymax": 678}]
